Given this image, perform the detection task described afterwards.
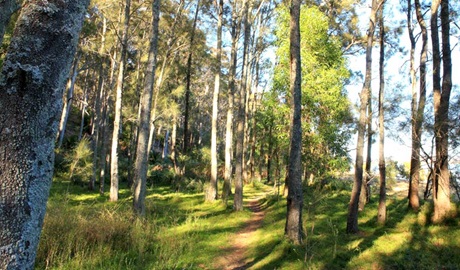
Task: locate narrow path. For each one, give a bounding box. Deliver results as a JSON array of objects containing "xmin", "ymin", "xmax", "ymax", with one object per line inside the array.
[{"xmin": 214, "ymin": 197, "xmax": 267, "ymax": 270}]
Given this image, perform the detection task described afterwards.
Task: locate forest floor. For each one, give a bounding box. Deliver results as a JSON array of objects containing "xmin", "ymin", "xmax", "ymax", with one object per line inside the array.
[{"xmin": 214, "ymin": 195, "xmax": 267, "ymax": 269}]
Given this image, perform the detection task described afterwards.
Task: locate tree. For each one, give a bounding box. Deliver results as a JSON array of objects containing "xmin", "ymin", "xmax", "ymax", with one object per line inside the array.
[
  {"xmin": 377, "ymin": 4, "xmax": 386, "ymax": 224},
  {"xmin": 347, "ymin": 0, "xmax": 383, "ymax": 234},
  {"xmin": 284, "ymin": 0, "xmax": 303, "ymax": 244},
  {"xmin": 206, "ymin": 0, "xmax": 223, "ymax": 202},
  {"xmin": 110, "ymin": 0, "xmax": 131, "ymax": 202},
  {"xmin": 0, "ymin": 0, "xmax": 89, "ymax": 267},
  {"xmin": 133, "ymin": 0, "xmax": 160, "ymax": 216},
  {"xmin": 408, "ymin": 0, "xmax": 428, "ymax": 211},
  {"xmin": 431, "ymin": 0, "xmax": 452, "ymax": 223}
]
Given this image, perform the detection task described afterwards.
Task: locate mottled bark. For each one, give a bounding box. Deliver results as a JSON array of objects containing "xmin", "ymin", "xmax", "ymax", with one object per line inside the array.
[
  {"xmin": 347, "ymin": 0, "xmax": 382, "ymax": 234},
  {"xmin": 432, "ymin": 0, "xmax": 452, "ymax": 223},
  {"xmin": 133, "ymin": 0, "xmax": 159, "ymax": 216},
  {"xmin": 0, "ymin": 0, "xmax": 21, "ymax": 45},
  {"xmin": 0, "ymin": 1, "xmax": 89, "ymax": 268},
  {"xmin": 284, "ymin": 0, "xmax": 303, "ymax": 244},
  {"xmin": 206, "ymin": 0, "xmax": 223, "ymax": 202},
  {"xmin": 110, "ymin": 0, "xmax": 131, "ymax": 202}
]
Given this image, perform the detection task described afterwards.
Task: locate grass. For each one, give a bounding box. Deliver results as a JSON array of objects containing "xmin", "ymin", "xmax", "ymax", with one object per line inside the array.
[{"xmin": 36, "ymin": 179, "xmax": 460, "ymax": 269}]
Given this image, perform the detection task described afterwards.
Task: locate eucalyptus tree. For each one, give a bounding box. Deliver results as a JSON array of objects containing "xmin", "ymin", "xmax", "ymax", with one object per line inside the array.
[
  {"xmin": 431, "ymin": 0, "xmax": 452, "ymax": 223},
  {"xmin": 347, "ymin": 0, "xmax": 384, "ymax": 234},
  {"xmin": 0, "ymin": 0, "xmax": 89, "ymax": 267},
  {"xmin": 110, "ymin": 0, "xmax": 132, "ymax": 202},
  {"xmin": 133, "ymin": 0, "xmax": 160, "ymax": 216}
]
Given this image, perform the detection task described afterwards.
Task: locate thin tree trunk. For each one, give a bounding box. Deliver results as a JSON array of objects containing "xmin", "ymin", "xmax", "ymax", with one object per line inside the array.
[
  {"xmin": 207, "ymin": 0, "xmax": 223, "ymax": 202},
  {"xmin": 360, "ymin": 93, "xmax": 372, "ymax": 211},
  {"xmin": 377, "ymin": 8, "xmax": 386, "ymax": 225},
  {"xmin": 347, "ymin": 0, "xmax": 382, "ymax": 234},
  {"xmin": 110, "ymin": 0, "xmax": 131, "ymax": 202},
  {"xmin": 133, "ymin": 0, "xmax": 160, "ymax": 216},
  {"xmin": 57, "ymin": 54, "xmax": 80, "ymax": 148},
  {"xmin": 183, "ymin": 0, "xmax": 201, "ymax": 154},
  {"xmin": 432, "ymin": 0, "xmax": 452, "ymax": 223},
  {"xmin": 284, "ymin": 0, "xmax": 303, "ymax": 244},
  {"xmin": 0, "ymin": 1, "xmax": 88, "ymax": 267},
  {"xmin": 408, "ymin": 0, "xmax": 427, "ymax": 211}
]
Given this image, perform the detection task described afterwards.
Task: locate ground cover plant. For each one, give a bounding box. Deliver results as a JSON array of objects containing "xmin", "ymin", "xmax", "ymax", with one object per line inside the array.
[{"xmin": 36, "ymin": 177, "xmax": 460, "ymax": 269}]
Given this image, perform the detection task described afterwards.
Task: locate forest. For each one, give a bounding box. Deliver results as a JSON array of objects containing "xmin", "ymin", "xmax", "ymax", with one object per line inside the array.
[{"xmin": 0, "ymin": 0, "xmax": 459, "ymax": 269}]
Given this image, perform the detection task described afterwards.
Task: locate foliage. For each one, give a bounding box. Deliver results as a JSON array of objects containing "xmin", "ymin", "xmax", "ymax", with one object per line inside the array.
[
  {"xmin": 267, "ymin": 4, "xmax": 353, "ymax": 183},
  {"xmin": 65, "ymin": 138, "xmax": 93, "ymax": 184}
]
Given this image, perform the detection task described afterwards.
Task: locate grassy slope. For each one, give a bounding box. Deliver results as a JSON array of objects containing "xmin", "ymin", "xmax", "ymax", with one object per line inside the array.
[{"xmin": 37, "ymin": 180, "xmax": 460, "ymax": 269}]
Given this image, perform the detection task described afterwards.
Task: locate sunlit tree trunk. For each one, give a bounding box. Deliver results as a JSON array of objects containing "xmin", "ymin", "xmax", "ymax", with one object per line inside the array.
[
  {"xmin": 0, "ymin": 1, "xmax": 89, "ymax": 267},
  {"xmin": 110, "ymin": 0, "xmax": 131, "ymax": 202},
  {"xmin": 347, "ymin": 0, "xmax": 382, "ymax": 234},
  {"xmin": 207, "ymin": 0, "xmax": 223, "ymax": 202},
  {"xmin": 360, "ymin": 94, "xmax": 372, "ymax": 211},
  {"xmin": 133, "ymin": 0, "xmax": 160, "ymax": 216},
  {"xmin": 432, "ymin": 0, "xmax": 452, "ymax": 223},
  {"xmin": 377, "ymin": 7, "xmax": 386, "ymax": 224},
  {"xmin": 284, "ymin": 0, "xmax": 303, "ymax": 244}
]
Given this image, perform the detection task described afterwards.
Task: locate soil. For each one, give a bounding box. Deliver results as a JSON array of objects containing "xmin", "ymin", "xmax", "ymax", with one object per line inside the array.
[{"xmin": 213, "ymin": 198, "xmax": 266, "ymax": 270}]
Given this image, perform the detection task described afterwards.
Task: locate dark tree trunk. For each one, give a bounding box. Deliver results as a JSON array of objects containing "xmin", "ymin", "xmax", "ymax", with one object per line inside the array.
[
  {"xmin": 133, "ymin": 0, "xmax": 160, "ymax": 216},
  {"xmin": 284, "ymin": 0, "xmax": 303, "ymax": 244},
  {"xmin": 0, "ymin": 1, "xmax": 89, "ymax": 268},
  {"xmin": 347, "ymin": 0, "xmax": 382, "ymax": 234}
]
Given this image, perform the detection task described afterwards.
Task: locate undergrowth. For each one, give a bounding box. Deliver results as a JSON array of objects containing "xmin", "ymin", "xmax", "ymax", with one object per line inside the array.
[{"xmin": 36, "ymin": 179, "xmax": 460, "ymax": 269}]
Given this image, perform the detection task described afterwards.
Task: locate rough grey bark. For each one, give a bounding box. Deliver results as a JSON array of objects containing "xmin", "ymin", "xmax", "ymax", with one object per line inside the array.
[
  {"xmin": 0, "ymin": 1, "xmax": 89, "ymax": 268},
  {"xmin": 206, "ymin": 0, "xmax": 223, "ymax": 202},
  {"xmin": 347, "ymin": 0, "xmax": 382, "ymax": 234},
  {"xmin": 0, "ymin": 0, "xmax": 21, "ymax": 45},
  {"xmin": 377, "ymin": 8, "xmax": 386, "ymax": 225},
  {"xmin": 234, "ymin": 0, "xmax": 250, "ymax": 212},
  {"xmin": 284, "ymin": 0, "xmax": 303, "ymax": 244},
  {"xmin": 408, "ymin": 0, "xmax": 427, "ymax": 211},
  {"xmin": 432, "ymin": 0, "xmax": 452, "ymax": 223},
  {"xmin": 133, "ymin": 0, "xmax": 160, "ymax": 216},
  {"xmin": 110, "ymin": 0, "xmax": 131, "ymax": 202}
]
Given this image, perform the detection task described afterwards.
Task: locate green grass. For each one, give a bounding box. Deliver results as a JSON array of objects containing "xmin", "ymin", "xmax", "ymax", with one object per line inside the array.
[{"xmin": 36, "ymin": 180, "xmax": 460, "ymax": 269}]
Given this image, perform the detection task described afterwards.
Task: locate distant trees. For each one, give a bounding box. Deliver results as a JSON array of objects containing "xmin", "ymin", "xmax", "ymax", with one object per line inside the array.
[{"xmin": 0, "ymin": 0, "xmax": 89, "ymax": 267}]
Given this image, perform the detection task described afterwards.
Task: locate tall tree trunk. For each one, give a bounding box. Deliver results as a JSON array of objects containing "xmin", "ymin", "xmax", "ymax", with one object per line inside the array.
[
  {"xmin": 110, "ymin": 0, "xmax": 131, "ymax": 202},
  {"xmin": 133, "ymin": 0, "xmax": 160, "ymax": 216},
  {"xmin": 234, "ymin": 0, "xmax": 251, "ymax": 211},
  {"xmin": 284, "ymin": 0, "xmax": 303, "ymax": 244},
  {"xmin": 360, "ymin": 93, "xmax": 372, "ymax": 211},
  {"xmin": 408, "ymin": 0, "xmax": 427, "ymax": 211},
  {"xmin": 347, "ymin": 0, "xmax": 382, "ymax": 234},
  {"xmin": 222, "ymin": 6, "xmax": 239, "ymax": 203},
  {"xmin": 377, "ymin": 7, "xmax": 386, "ymax": 224},
  {"xmin": 0, "ymin": 1, "xmax": 89, "ymax": 267},
  {"xmin": 432, "ymin": 0, "xmax": 452, "ymax": 223},
  {"xmin": 57, "ymin": 54, "xmax": 80, "ymax": 148},
  {"xmin": 183, "ymin": 0, "xmax": 201, "ymax": 154},
  {"xmin": 0, "ymin": 0, "xmax": 21, "ymax": 45},
  {"xmin": 207, "ymin": 0, "xmax": 223, "ymax": 202}
]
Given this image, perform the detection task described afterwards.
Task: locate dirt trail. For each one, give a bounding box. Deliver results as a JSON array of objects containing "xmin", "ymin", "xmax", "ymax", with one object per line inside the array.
[{"xmin": 214, "ymin": 197, "xmax": 266, "ymax": 270}]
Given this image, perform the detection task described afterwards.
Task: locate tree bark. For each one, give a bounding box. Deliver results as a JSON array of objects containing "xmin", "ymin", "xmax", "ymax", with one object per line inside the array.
[
  {"xmin": 377, "ymin": 7, "xmax": 386, "ymax": 225},
  {"xmin": 359, "ymin": 92, "xmax": 372, "ymax": 211},
  {"xmin": 408, "ymin": 0, "xmax": 427, "ymax": 211},
  {"xmin": 432, "ymin": 0, "xmax": 452, "ymax": 223},
  {"xmin": 133, "ymin": 0, "xmax": 159, "ymax": 216},
  {"xmin": 0, "ymin": 1, "xmax": 89, "ymax": 267},
  {"xmin": 207, "ymin": 0, "xmax": 223, "ymax": 202},
  {"xmin": 0, "ymin": 0, "xmax": 21, "ymax": 45},
  {"xmin": 347, "ymin": 0, "xmax": 382, "ymax": 234},
  {"xmin": 110, "ymin": 0, "xmax": 131, "ymax": 202},
  {"xmin": 284, "ymin": 0, "xmax": 303, "ymax": 244}
]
